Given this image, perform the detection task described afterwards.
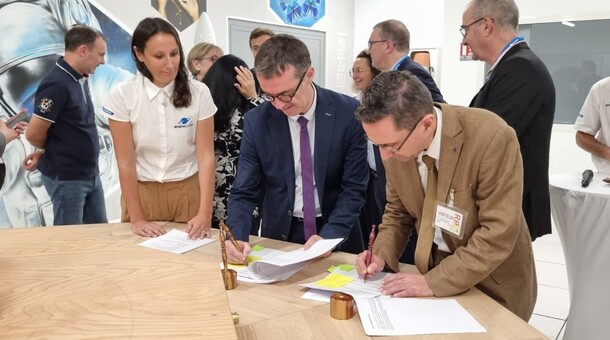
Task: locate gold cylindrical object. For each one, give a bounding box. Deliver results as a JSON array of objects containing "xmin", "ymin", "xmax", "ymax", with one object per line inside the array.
[
  {"xmin": 231, "ymin": 312, "xmax": 239, "ymax": 325},
  {"xmin": 330, "ymin": 293, "xmax": 355, "ymax": 320},
  {"xmin": 222, "ymin": 269, "xmax": 237, "ymax": 290}
]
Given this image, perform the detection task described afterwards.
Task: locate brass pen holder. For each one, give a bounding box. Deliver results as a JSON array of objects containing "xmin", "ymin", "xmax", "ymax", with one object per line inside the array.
[
  {"xmin": 330, "ymin": 293, "xmax": 355, "ymax": 320},
  {"xmin": 219, "ymin": 220, "xmax": 240, "ymax": 290}
]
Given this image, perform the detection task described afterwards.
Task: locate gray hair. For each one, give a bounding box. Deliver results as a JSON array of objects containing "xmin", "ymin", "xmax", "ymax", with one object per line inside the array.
[
  {"xmin": 468, "ymin": 0, "xmax": 519, "ymax": 31},
  {"xmin": 254, "ymin": 34, "xmax": 311, "ymax": 78},
  {"xmin": 356, "ymin": 71, "xmax": 433, "ymax": 129},
  {"xmin": 373, "ymin": 20, "xmax": 410, "ymax": 53}
]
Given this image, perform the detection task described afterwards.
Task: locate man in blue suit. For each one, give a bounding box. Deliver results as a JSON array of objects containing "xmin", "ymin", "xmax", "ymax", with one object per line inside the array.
[
  {"xmin": 225, "ymin": 34, "xmax": 368, "ymax": 262},
  {"xmin": 367, "ymin": 19, "xmax": 446, "ymax": 264}
]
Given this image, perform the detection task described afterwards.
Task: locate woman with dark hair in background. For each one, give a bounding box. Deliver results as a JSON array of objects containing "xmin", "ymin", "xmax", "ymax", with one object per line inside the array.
[
  {"xmin": 351, "ymin": 50, "xmax": 381, "ymax": 99},
  {"xmin": 203, "ymin": 54, "xmax": 262, "ymax": 230},
  {"xmin": 104, "ymin": 17, "xmax": 216, "ymax": 239},
  {"xmin": 351, "ymin": 50, "xmax": 383, "ymax": 244}
]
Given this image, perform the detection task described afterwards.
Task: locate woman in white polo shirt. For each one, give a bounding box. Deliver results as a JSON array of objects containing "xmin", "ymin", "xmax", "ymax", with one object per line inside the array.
[{"xmin": 104, "ymin": 17, "xmax": 216, "ymax": 239}]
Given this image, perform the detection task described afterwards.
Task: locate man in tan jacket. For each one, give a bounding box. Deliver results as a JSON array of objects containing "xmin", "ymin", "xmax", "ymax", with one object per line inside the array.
[{"xmin": 355, "ymin": 70, "xmax": 536, "ymax": 321}]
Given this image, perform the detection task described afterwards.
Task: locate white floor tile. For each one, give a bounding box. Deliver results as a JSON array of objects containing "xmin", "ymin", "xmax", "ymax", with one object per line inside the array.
[
  {"xmin": 533, "ymin": 285, "xmax": 570, "ymax": 320},
  {"xmin": 557, "ymin": 320, "xmax": 566, "ymax": 340},
  {"xmin": 534, "ymin": 229, "xmax": 563, "ymax": 246},
  {"xmin": 535, "ymin": 260, "xmax": 569, "ymax": 290},
  {"xmin": 529, "ymin": 314, "xmax": 564, "ymax": 340},
  {"xmin": 532, "ymin": 242, "xmax": 566, "ymax": 265}
]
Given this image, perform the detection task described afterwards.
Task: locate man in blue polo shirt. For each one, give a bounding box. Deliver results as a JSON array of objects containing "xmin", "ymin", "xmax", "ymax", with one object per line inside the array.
[{"xmin": 25, "ymin": 25, "xmax": 108, "ymax": 225}]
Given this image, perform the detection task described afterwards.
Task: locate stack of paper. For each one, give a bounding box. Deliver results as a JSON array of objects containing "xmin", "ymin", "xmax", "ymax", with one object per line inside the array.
[
  {"xmin": 138, "ymin": 229, "xmax": 214, "ymax": 254},
  {"xmin": 227, "ymin": 238, "xmax": 343, "ymax": 283},
  {"xmin": 300, "ymin": 265, "xmax": 390, "ymax": 298}
]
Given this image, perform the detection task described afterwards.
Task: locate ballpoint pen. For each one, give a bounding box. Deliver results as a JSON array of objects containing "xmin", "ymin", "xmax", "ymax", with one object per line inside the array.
[{"xmin": 364, "ymin": 224, "xmax": 376, "ymax": 283}]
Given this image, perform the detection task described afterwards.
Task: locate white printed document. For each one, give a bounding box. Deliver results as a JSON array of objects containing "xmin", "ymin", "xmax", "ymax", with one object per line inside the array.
[
  {"xmin": 355, "ymin": 296, "xmax": 486, "ymax": 336},
  {"xmin": 138, "ymin": 229, "xmax": 214, "ymax": 254},
  {"xmin": 226, "ymin": 238, "xmax": 343, "ymax": 283},
  {"xmin": 300, "ymin": 265, "xmax": 390, "ymax": 298}
]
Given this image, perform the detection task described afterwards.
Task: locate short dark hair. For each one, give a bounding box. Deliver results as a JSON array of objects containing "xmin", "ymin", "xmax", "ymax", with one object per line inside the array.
[
  {"xmin": 469, "ymin": 0, "xmax": 519, "ymax": 31},
  {"xmin": 249, "ymin": 27, "xmax": 275, "ymax": 48},
  {"xmin": 254, "ymin": 34, "xmax": 310, "ymax": 79},
  {"xmin": 373, "ymin": 20, "xmax": 410, "ymax": 52},
  {"xmin": 356, "ymin": 50, "xmax": 381, "ymax": 77},
  {"xmin": 356, "ymin": 71, "xmax": 433, "ymax": 129},
  {"xmin": 132, "ymin": 17, "xmax": 191, "ymax": 108},
  {"xmin": 202, "ymin": 54, "xmax": 249, "ymax": 133},
  {"xmin": 65, "ymin": 25, "xmax": 105, "ymax": 52}
]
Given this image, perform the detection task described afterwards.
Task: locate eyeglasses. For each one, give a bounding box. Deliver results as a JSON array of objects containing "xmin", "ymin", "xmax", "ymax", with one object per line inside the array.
[
  {"xmin": 459, "ymin": 17, "xmax": 485, "ymax": 37},
  {"xmin": 199, "ymin": 55, "xmax": 219, "ymax": 63},
  {"xmin": 260, "ymin": 71, "xmax": 307, "ymax": 103},
  {"xmin": 349, "ymin": 67, "xmax": 370, "ymax": 77},
  {"xmin": 368, "ymin": 115, "xmax": 425, "ymax": 153},
  {"xmin": 367, "ymin": 40, "xmax": 388, "ymax": 49}
]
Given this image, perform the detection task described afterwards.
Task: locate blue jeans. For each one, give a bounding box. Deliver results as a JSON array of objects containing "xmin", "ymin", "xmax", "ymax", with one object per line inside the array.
[{"xmin": 41, "ymin": 174, "xmax": 108, "ymax": 225}]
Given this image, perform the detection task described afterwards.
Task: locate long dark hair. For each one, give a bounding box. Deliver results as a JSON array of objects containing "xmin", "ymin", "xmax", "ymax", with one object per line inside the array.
[
  {"xmin": 202, "ymin": 54, "xmax": 248, "ymax": 133},
  {"xmin": 131, "ymin": 17, "xmax": 191, "ymax": 108}
]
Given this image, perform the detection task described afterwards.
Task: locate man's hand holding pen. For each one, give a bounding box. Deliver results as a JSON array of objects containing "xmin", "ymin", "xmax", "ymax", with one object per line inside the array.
[
  {"xmin": 356, "ymin": 251, "xmax": 385, "ymax": 280},
  {"xmin": 225, "ymin": 240, "xmax": 251, "ymax": 264}
]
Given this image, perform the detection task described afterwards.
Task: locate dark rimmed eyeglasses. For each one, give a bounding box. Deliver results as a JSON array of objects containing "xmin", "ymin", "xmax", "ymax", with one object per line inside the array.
[
  {"xmin": 260, "ymin": 71, "xmax": 307, "ymax": 103},
  {"xmin": 460, "ymin": 17, "xmax": 485, "ymax": 37},
  {"xmin": 368, "ymin": 115, "xmax": 425, "ymax": 153},
  {"xmin": 367, "ymin": 39, "xmax": 388, "ymax": 49},
  {"xmin": 199, "ymin": 55, "xmax": 219, "ymax": 63}
]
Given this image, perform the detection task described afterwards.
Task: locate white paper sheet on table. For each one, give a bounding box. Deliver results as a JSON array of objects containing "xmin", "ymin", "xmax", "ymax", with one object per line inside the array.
[
  {"xmin": 355, "ymin": 296, "xmax": 486, "ymax": 336},
  {"xmin": 226, "ymin": 238, "xmax": 343, "ymax": 283},
  {"xmin": 300, "ymin": 266, "xmax": 390, "ymax": 298},
  {"xmin": 138, "ymin": 229, "xmax": 215, "ymax": 254}
]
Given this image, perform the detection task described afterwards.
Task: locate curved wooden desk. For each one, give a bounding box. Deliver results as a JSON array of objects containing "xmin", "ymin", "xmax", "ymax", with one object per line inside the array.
[{"xmin": 0, "ymin": 223, "xmax": 546, "ymax": 339}]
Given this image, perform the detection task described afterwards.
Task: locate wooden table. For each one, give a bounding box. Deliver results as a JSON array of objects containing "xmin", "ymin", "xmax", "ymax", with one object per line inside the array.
[{"xmin": 0, "ymin": 223, "xmax": 547, "ymax": 339}]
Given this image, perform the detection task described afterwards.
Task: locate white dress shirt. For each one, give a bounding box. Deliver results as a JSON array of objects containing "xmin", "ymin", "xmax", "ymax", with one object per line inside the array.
[{"xmin": 288, "ymin": 84, "xmax": 321, "ymax": 218}]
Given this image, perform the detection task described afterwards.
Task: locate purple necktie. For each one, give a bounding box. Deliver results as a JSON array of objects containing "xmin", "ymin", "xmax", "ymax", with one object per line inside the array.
[{"xmin": 297, "ymin": 116, "xmax": 317, "ymax": 240}]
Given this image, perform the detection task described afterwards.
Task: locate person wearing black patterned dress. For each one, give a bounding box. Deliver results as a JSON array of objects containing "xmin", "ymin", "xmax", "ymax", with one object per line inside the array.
[{"xmin": 202, "ymin": 54, "xmax": 263, "ymax": 230}]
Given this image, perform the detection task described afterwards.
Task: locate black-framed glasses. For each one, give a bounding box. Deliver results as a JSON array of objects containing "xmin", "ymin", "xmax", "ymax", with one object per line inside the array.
[
  {"xmin": 460, "ymin": 17, "xmax": 485, "ymax": 37},
  {"xmin": 199, "ymin": 55, "xmax": 219, "ymax": 63},
  {"xmin": 367, "ymin": 39, "xmax": 388, "ymax": 49},
  {"xmin": 368, "ymin": 115, "xmax": 425, "ymax": 153},
  {"xmin": 260, "ymin": 71, "xmax": 307, "ymax": 103}
]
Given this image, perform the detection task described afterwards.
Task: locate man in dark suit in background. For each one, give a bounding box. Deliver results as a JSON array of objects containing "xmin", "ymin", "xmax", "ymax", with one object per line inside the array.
[
  {"xmin": 367, "ymin": 19, "xmax": 445, "ymax": 103},
  {"xmin": 225, "ymin": 34, "xmax": 368, "ymax": 262},
  {"xmin": 461, "ymin": 0, "xmax": 555, "ymax": 240},
  {"xmin": 367, "ymin": 19, "xmax": 446, "ymax": 263}
]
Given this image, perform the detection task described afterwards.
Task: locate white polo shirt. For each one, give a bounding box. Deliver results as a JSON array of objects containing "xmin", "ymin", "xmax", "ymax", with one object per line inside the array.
[
  {"xmin": 574, "ymin": 76, "xmax": 610, "ymax": 173},
  {"xmin": 103, "ymin": 74, "xmax": 216, "ymax": 182}
]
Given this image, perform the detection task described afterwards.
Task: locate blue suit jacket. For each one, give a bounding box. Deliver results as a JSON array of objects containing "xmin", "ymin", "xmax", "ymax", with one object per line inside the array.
[
  {"xmin": 227, "ymin": 85, "xmax": 369, "ymax": 246},
  {"xmin": 397, "ymin": 57, "xmax": 445, "ymax": 103}
]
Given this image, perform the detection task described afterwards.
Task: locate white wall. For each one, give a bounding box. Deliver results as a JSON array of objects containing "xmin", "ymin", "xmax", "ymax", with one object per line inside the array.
[{"xmin": 96, "ymin": 0, "xmax": 354, "ymax": 93}]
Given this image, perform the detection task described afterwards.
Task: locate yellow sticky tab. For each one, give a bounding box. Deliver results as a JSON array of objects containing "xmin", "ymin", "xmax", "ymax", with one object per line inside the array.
[
  {"xmin": 338, "ymin": 265, "xmax": 355, "ymax": 271},
  {"xmin": 227, "ymin": 255, "xmax": 261, "ymax": 269},
  {"xmin": 251, "ymin": 244, "xmax": 265, "ymax": 252},
  {"xmin": 315, "ymin": 273, "xmax": 354, "ymax": 288}
]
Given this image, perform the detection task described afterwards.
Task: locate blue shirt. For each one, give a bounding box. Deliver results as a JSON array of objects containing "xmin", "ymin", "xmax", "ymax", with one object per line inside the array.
[{"xmin": 33, "ymin": 57, "xmax": 100, "ymax": 180}]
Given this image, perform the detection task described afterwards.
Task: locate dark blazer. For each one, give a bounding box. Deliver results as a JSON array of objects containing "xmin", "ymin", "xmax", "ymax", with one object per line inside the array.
[
  {"xmin": 397, "ymin": 57, "xmax": 445, "ymax": 103},
  {"xmin": 470, "ymin": 42, "xmax": 555, "ymax": 240},
  {"xmin": 227, "ymin": 84, "xmax": 369, "ymax": 252}
]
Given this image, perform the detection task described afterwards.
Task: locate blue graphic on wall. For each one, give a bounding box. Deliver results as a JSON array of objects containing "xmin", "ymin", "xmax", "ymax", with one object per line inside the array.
[{"xmin": 270, "ymin": 0, "xmax": 325, "ymax": 27}]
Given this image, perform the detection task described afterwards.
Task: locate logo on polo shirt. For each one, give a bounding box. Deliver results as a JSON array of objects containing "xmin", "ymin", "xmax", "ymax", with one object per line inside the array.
[
  {"xmin": 38, "ymin": 98, "xmax": 53, "ymax": 113},
  {"xmin": 175, "ymin": 117, "xmax": 194, "ymax": 128}
]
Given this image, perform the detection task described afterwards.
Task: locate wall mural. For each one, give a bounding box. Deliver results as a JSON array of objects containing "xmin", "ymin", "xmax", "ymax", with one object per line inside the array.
[
  {"xmin": 151, "ymin": 0, "xmax": 206, "ymax": 31},
  {"xmin": 0, "ymin": 0, "xmax": 134, "ymax": 228},
  {"xmin": 270, "ymin": 0, "xmax": 325, "ymax": 27}
]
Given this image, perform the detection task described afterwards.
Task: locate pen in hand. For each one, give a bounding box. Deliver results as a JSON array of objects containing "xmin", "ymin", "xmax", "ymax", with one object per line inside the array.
[{"xmin": 364, "ymin": 224, "xmax": 376, "ymax": 283}]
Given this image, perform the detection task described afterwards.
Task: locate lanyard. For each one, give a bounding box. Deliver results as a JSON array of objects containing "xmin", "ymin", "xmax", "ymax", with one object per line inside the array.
[
  {"xmin": 486, "ymin": 36, "xmax": 525, "ymax": 80},
  {"xmin": 391, "ymin": 54, "xmax": 410, "ymax": 71}
]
